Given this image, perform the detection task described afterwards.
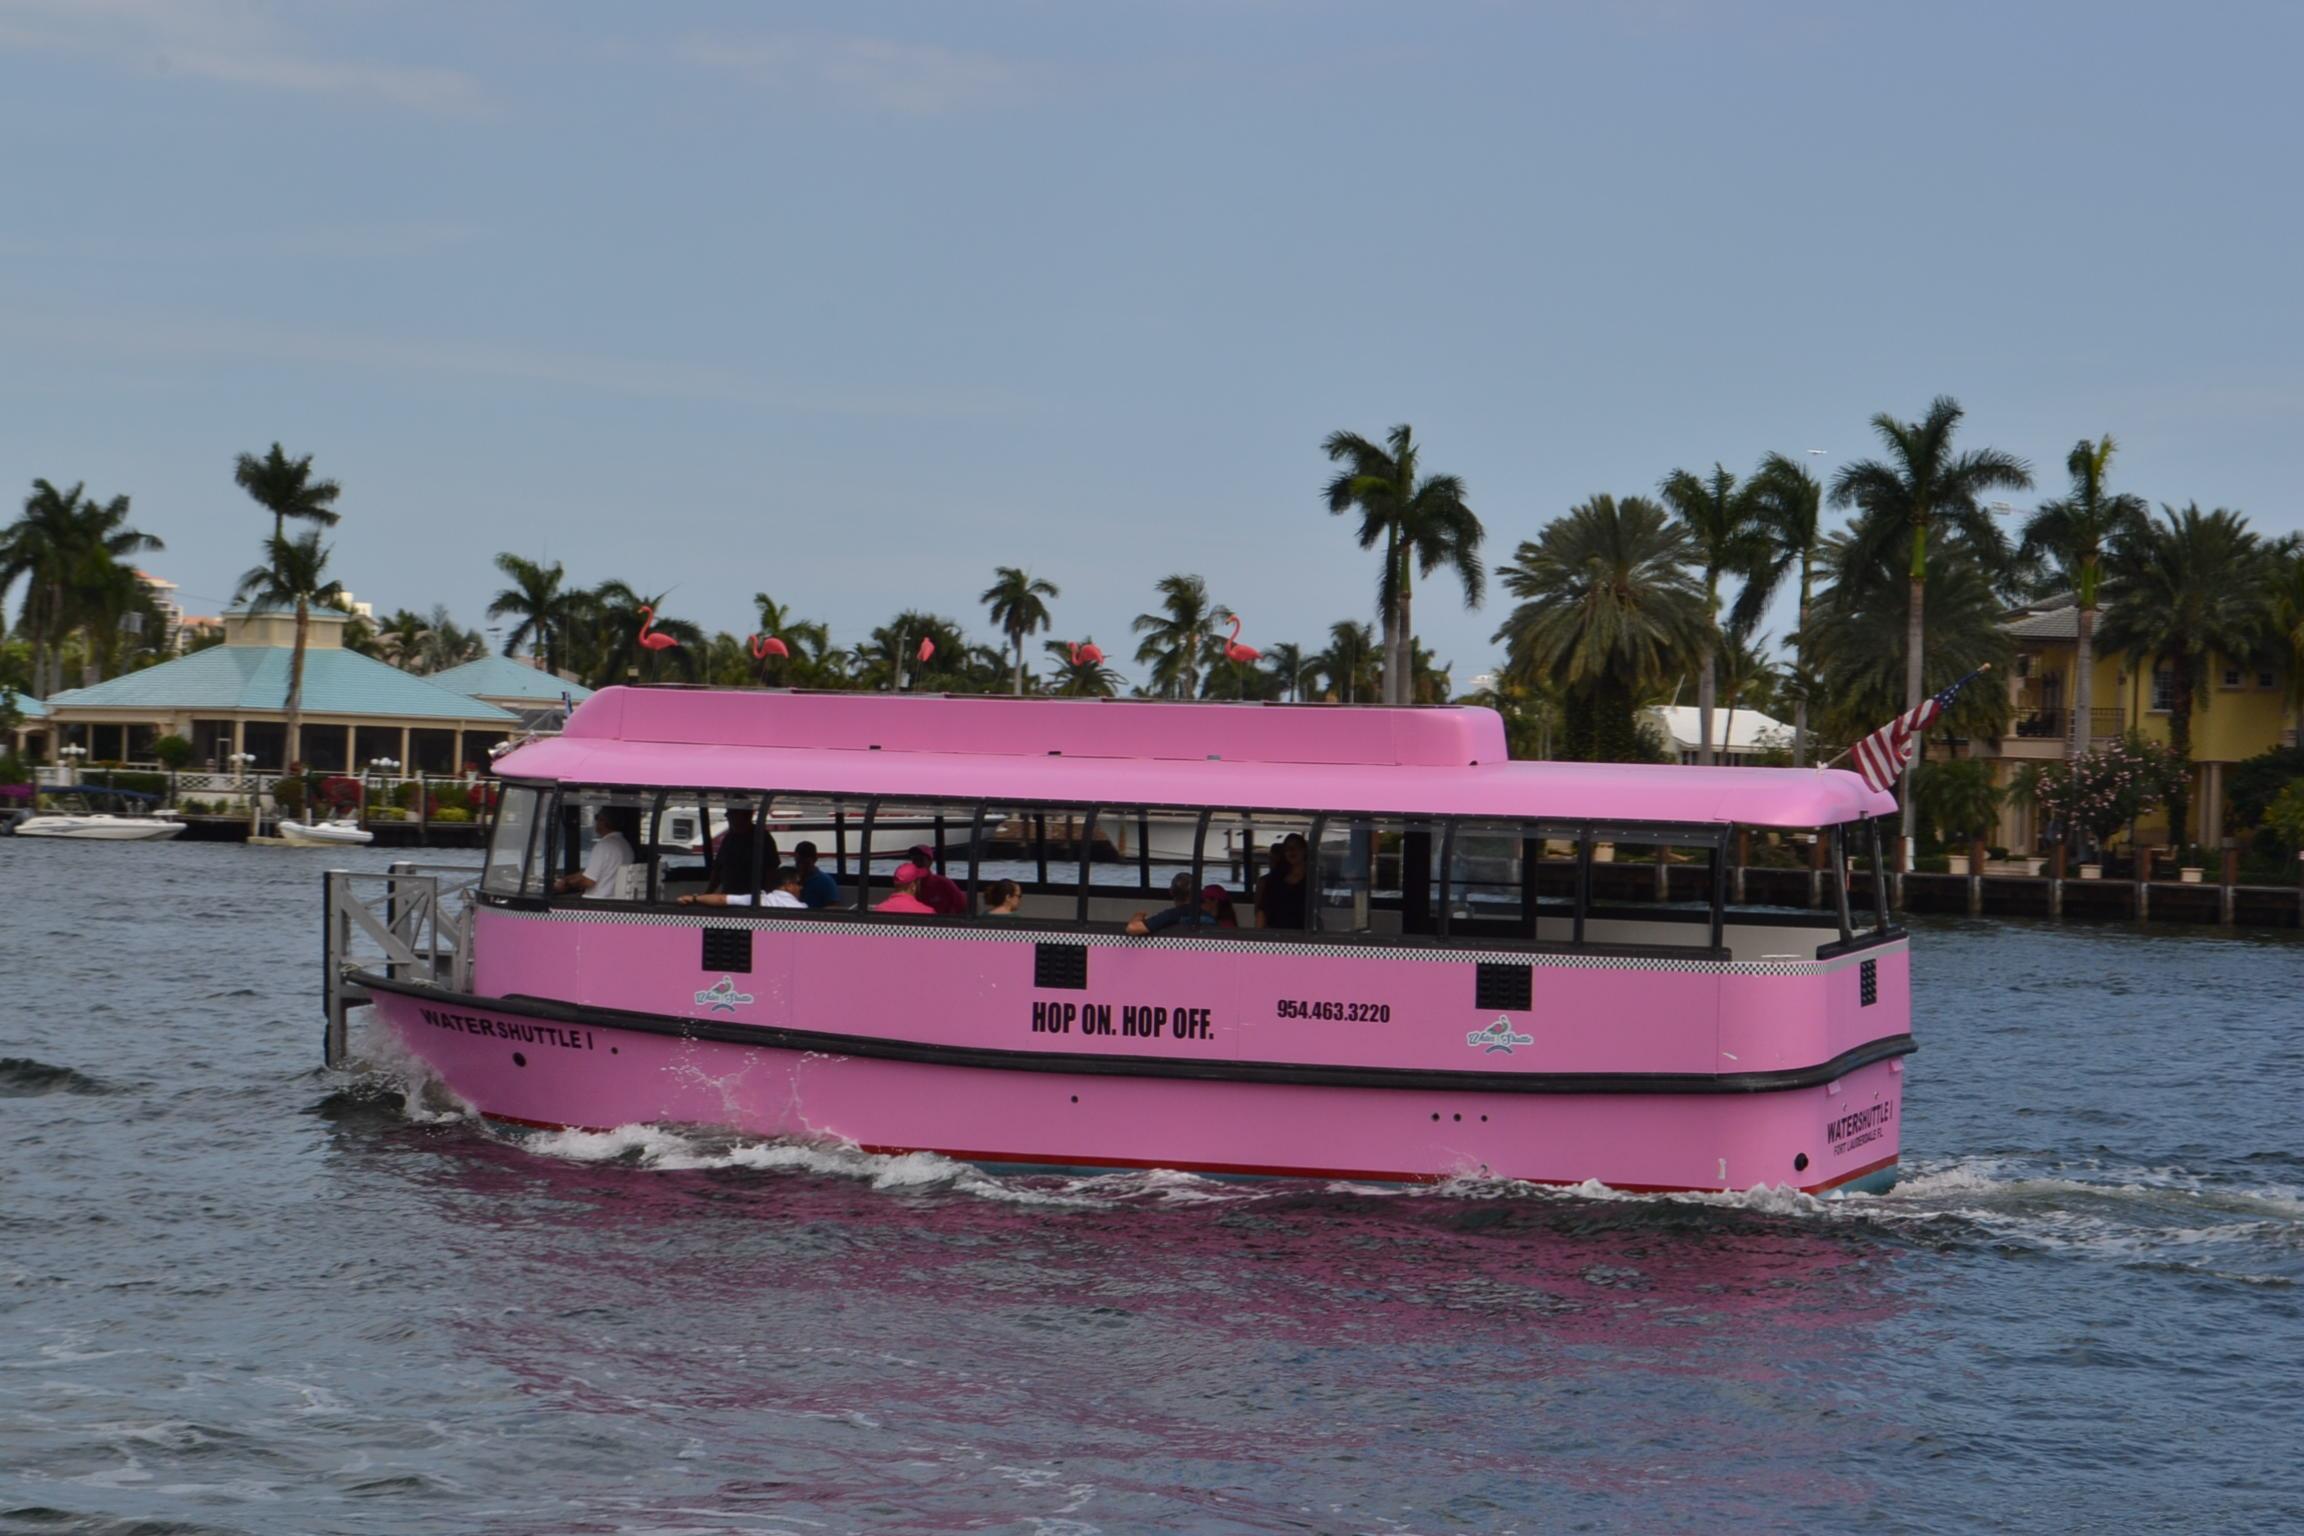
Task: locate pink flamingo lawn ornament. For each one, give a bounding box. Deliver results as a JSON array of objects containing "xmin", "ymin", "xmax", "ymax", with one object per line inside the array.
[
  {"xmin": 748, "ymin": 633, "xmax": 789, "ymax": 660},
  {"xmin": 917, "ymin": 637, "xmax": 936, "ymax": 664},
  {"xmin": 1067, "ymin": 641, "xmax": 1106, "ymax": 668},
  {"xmin": 1222, "ymin": 615, "xmax": 1260, "ymax": 665},
  {"xmin": 636, "ymin": 605, "xmax": 680, "ymax": 653}
]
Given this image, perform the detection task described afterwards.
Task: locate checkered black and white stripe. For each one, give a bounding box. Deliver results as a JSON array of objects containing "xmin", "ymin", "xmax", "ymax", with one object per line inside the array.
[{"xmin": 485, "ymin": 904, "xmax": 1901, "ymax": 976}]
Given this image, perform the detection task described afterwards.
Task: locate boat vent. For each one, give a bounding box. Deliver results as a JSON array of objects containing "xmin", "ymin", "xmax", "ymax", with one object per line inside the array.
[
  {"xmin": 1860, "ymin": 958, "xmax": 1878, "ymax": 1007},
  {"xmin": 1034, "ymin": 942, "xmax": 1089, "ymax": 990},
  {"xmin": 702, "ymin": 927, "xmax": 754, "ymax": 974},
  {"xmin": 1474, "ymin": 962, "xmax": 1532, "ymax": 1012}
]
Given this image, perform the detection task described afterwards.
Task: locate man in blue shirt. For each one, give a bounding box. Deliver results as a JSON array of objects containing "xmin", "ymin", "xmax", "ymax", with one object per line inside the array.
[{"xmin": 792, "ymin": 841, "xmax": 841, "ymax": 909}]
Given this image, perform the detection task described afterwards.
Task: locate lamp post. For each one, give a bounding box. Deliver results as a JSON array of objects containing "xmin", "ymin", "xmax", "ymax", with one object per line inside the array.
[
  {"xmin": 229, "ymin": 751, "xmax": 257, "ymax": 832},
  {"xmin": 366, "ymin": 756, "xmax": 400, "ymax": 825},
  {"xmin": 59, "ymin": 742, "xmax": 86, "ymax": 787}
]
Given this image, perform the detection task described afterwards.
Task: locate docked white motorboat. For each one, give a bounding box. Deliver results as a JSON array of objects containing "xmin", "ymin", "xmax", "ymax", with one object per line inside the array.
[
  {"xmin": 276, "ymin": 818, "xmax": 375, "ymax": 847},
  {"xmin": 13, "ymin": 794, "xmax": 187, "ymax": 841}
]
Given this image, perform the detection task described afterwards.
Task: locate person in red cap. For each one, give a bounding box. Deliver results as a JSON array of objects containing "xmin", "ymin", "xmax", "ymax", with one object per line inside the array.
[
  {"xmin": 874, "ymin": 863, "xmax": 938, "ymax": 914},
  {"xmin": 905, "ymin": 844, "xmax": 968, "ymax": 914}
]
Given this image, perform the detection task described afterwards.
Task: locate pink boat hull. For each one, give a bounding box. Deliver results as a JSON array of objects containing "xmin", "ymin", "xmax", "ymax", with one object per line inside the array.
[{"xmin": 366, "ymin": 979, "xmax": 1906, "ymax": 1195}]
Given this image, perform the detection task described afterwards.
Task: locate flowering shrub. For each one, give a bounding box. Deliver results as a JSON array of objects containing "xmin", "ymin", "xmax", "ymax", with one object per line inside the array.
[
  {"xmin": 2033, "ymin": 734, "xmax": 2185, "ymax": 844},
  {"xmin": 319, "ymin": 775, "xmax": 362, "ymax": 813}
]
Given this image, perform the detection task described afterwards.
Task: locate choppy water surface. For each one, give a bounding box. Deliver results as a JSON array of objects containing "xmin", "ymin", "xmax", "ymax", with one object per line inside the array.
[{"xmin": 3, "ymin": 840, "xmax": 2301, "ymax": 1534}]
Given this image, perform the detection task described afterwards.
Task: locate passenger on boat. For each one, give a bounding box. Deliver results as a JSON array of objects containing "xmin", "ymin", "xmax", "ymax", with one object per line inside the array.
[
  {"xmin": 875, "ymin": 863, "xmax": 938, "ymax": 915},
  {"xmin": 981, "ymin": 879, "xmax": 1023, "ymax": 915},
  {"xmin": 1254, "ymin": 834, "xmax": 1309, "ymax": 929},
  {"xmin": 555, "ymin": 808, "xmax": 633, "ymax": 899},
  {"xmin": 791, "ymin": 842, "xmax": 840, "ymax": 909},
  {"xmin": 1204, "ymin": 884, "xmax": 1240, "ymax": 928},
  {"xmin": 678, "ymin": 865, "xmax": 807, "ymax": 908},
  {"xmin": 905, "ymin": 845, "xmax": 968, "ymax": 915},
  {"xmin": 1125, "ymin": 873, "xmax": 1198, "ymax": 935},
  {"xmin": 707, "ymin": 806, "xmax": 778, "ymax": 898}
]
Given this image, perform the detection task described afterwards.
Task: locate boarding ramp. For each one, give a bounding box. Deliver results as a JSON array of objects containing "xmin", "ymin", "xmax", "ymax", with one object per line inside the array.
[{"xmin": 322, "ymin": 863, "xmax": 483, "ymax": 1068}]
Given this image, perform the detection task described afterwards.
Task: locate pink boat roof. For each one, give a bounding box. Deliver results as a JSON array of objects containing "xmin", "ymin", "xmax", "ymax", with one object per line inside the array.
[{"xmin": 499, "ymin": 688, "xmax": 1894, "ymax": 828}]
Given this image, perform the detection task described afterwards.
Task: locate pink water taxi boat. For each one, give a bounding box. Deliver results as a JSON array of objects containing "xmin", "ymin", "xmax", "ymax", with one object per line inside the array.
[{"xmin": 333, "ymin": 689, "xmax": 1911, "ymax": 1194}]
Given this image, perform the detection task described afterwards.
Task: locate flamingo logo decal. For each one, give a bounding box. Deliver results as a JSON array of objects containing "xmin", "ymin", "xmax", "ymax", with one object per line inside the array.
[
  {"xmin": 636, "ymin": 604, "xmax": 680, "ymax": 653},
  {"xmin": 695, "ymin": 975, "xmax": 756, "ymax": 1013},
  {"xmin": 1466, "ymin": 1016, "xmax": 1534, "ymax": 1055},
  {"xmin": 1222, "ymin": 615, "xmax": 1260, "ymax": 665}
]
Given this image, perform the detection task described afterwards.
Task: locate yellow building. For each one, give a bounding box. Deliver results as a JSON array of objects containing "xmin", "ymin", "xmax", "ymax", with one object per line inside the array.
[{"xmin": 1978, "ymin": 600, "xmax": 2296, "ymax": 851}]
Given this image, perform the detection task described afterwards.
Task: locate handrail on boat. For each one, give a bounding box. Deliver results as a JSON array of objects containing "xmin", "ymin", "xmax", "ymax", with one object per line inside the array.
[{"xmin": 321, "ymin": 863, "xmax": 483, "ymax": 1068}]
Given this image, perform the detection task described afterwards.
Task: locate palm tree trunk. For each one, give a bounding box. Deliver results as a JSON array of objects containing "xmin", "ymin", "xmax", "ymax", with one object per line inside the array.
[
  {"xmin": 1901, "ymin": 552, "xmax": 1927, "ymax": 869},
  {"xmin": 1697, "ymin": 638, "xmax": 1717, "ymax": 766},
  {"xmin": 287, "ymin": 600, "xmax": 309, "ymax": 770},
  {"xmin": 1793, "ymin": 561, "xmax": 1812, "ymax": 766},
  {"xmin": 1011, "ymin": 635, "xmax": 1024, "ymax": 697},
  {"xmin": 1393, "ymin": 574, "xmax": 1415, "ymax": 708},
  {"xmin": 2170, "ymin": 683, "xmax": 2194, "ymax": 853},
  {"xmin": 2072, "ymin": 604, "xmax": 2096, "ymax": 759},
  {"xmin": 1377, "ymin": 531, "xmax": 1400, "ymax": 705}
]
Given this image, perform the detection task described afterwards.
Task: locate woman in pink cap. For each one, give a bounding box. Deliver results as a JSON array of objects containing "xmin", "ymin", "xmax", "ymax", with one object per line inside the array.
[{"xmin": 874, "ymin": 863, "xmax": 938, "ymax": 914}]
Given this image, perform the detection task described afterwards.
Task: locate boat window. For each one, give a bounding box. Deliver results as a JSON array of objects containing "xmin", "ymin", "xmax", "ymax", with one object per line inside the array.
[
  {"xmin": 1444, "ymin": 820, "xmax": 1576, "ymax": 943},
  {"xmin": 974, "ymin": 803, "xmax": 1055, "ymax": 917},
  {"xmin": 857, "ymin": 799, "xmax": 978, "ymax": 912},
  {"xmin": 1583, "ymin": 824, "xmax": 1727, "ymax": 951},
  {"xmin": 1315, "ymin": 816, "xmax": 1435, "ymax": 936},
  {"xmin": 650, "ymin": 790, "xmax": 771, "ymax": 902},
  {"xmin": 551, "ymin": 787, "xmax": 650, "ymax": 900},
  {"xmin": 482, "ymin": 783, "xmax": 550, "ymax": 898},
  {"xmin": 1209, "ymin": 810, "xmax": 1316, "ymax": 931},
  {"xmin": 764, "ymin": 794, "xmax": 867, "ymax": 904},
  {"xmin": 1075, "ymin": 805, "xmax": 1161, "ymax": 919}
]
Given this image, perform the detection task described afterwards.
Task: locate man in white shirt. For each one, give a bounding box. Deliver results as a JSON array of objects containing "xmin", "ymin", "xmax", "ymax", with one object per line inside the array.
[
  {"xmin": 555, "ymin": 808, "xmax": 633, "ymax": 899},
  {"xmin": 679, "ymin": 865, "xmax": 806, "ymax": 908}
]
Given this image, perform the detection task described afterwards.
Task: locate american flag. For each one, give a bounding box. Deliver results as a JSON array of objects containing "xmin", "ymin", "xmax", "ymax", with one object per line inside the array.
[{"xmin": 1850, "ymin": 668, "xmax": 1988, "ymax": 794}]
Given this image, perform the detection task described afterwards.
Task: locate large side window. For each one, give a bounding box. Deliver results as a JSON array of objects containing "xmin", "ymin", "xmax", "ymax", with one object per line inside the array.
[
  {"xmin": 653, "ymin": 790, "xmax": 775, "ymax": 902},
  {"xmin": 764, "ymin": 794, "xmax": 867, "ymax": 907},
  {"xmin": 1314, "ymin": 815, "xmax": 1435, "ymax": 936},
  {"xmin": 482, "ymin": 782, "xmax": 550, "ymax": 897},
  {"xmin": 1446, "ymin": 820, "xmax": 1580, "ymax": 943},
  {"xmin": 1207, "ymin": 810, "xmax": 1316, "ymax": 931},
  {"xmin": 859, "ymin": 799, "xmax": 979, "ymax": 913},
  {"xmin": 1583, "ymin": 823, "xmax": 1726, "ymax": 951},
  {"xmin": 553, "ymin": 787, "xmax": 651, "ymax": 901}
]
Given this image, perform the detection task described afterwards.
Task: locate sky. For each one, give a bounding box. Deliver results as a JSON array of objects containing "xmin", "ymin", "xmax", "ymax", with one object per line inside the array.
[{"xmin": 3, "ymin": 0, "xmax": 2300, "ymax": 693}]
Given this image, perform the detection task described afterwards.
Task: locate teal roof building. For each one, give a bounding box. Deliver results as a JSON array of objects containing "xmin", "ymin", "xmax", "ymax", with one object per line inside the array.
[
  {"xmin": 37, "ymin": 608, "xmax": 519, "ymax": 775},
  {"xmin": 429, "ymin": 654, "xmax": 595, "ymax": 708}
]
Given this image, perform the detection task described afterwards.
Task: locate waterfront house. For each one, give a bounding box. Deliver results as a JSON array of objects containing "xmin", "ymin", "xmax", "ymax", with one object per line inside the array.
[
  {"xmin": 35, "ymin": 607, "xmax": 518, "ymax": 775},
  {"xmin": 1971, "ymin": 597, "xmax": 2294, "ymax": 852},
  {"xmin": 6, "ymin": 690, "xmax": 47, "ymax": 763},
  {"xmin": 1648, "ymin": 704, "xmax": 1793, "ymax": 764}
]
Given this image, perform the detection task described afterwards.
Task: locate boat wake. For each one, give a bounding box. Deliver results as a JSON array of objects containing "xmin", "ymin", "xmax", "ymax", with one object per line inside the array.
[{"xmin": 330, "ymin": 1059, "xmax": 2303, "ymax": 1284}]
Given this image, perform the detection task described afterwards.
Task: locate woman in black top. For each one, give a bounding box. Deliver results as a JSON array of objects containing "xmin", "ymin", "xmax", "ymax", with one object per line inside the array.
[{"xmin": 1255, "ymin": 833, "xmax": 1310, "ymax": 930}]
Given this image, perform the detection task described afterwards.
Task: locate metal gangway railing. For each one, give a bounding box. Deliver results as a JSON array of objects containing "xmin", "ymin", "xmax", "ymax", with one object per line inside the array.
[{"xmin": 321, "ymin": 862, "xmax": 484, "ymax": 1068}]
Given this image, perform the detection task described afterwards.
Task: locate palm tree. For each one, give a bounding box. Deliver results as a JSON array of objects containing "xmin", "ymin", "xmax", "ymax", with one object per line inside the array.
[
  {"xmin": 419, "ymin": 605, "xmax": 486, "ymax": 673},
  {"xmin": 233, "ymin": 443, "xmax": 342, "ymax": 546},
  {"xmin": 1042, "ymin": 637, "xmax": 1122, "ymax": 697},
  {"xmin": 749, "ymin": 592, "xmax": 832, "ymax": 685},
  {"xmin": 487, "ymin": 554, "xmax": 572, "ymax": 674},
  {"xmin": 585, "ymin": 582, "xmax": 704, "ymax": 687},
  {"xmin": 2018, "ymin": 436, "xmax": 2152, "ymax": 758},
  {"xmin": 1491, "ymin": 495, "xmax": 1707, "ymax": 763},
  {"xmin": 1809, "ymin": 512, "xmax": 2011, "ymax": 752},
  {"xmin": 2098, "ymin": 504, "xmax": 2277, "ymax": 849},
  {"xmin": 1658, "ymin": 465, "xmax": 1765, "ymax": 764},
  {"xmin": 1715, "ymin": 621, "xmax": 1782, "ymax": 761},
  {"xmin": 234, "ymin": 532, "xmax": 346, "ymax": 767},
  {"xmin": 855, "ymin": 612, "xmax": 972, "ymax": 691},
  {"xmin": 375, "ymin": 608, "xmax": 432, "ymax": 671},
  {"xmin": 1260, "ymin": 641, "xmax": 1314, "ymax": 702},
  {"xmin": 0, "ymin": 481, "xmax": 162, "ymax": 698},
  {"xmin": 1733, "ymin": 453, "xmax": 1828, "ymax": 764},
  {"xmin": 1311, "ymin": 620, "xmax": 1381, "ymax": 703},
  {"xmin": 1322, "ymin": 424, "xmax": 1485, "ymax": 703},
  {"xmin": 979, "ymin": 567, "xmax": 1060, "ymax": 697},
  {"xmin": 2271, "ymin": 537, "xmax": 2304, "ymax": 749},
  {"xmin": 1831, "ymin": 396, "xmax": 2030, "ymax": 856},
  {"xmin": 1407, "ymin": 640, "xmax": 1451, "ymax": 704},
  {"xmin": 1131, "ymin": 574, "xmax": 1228, "ymax": 700}
]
